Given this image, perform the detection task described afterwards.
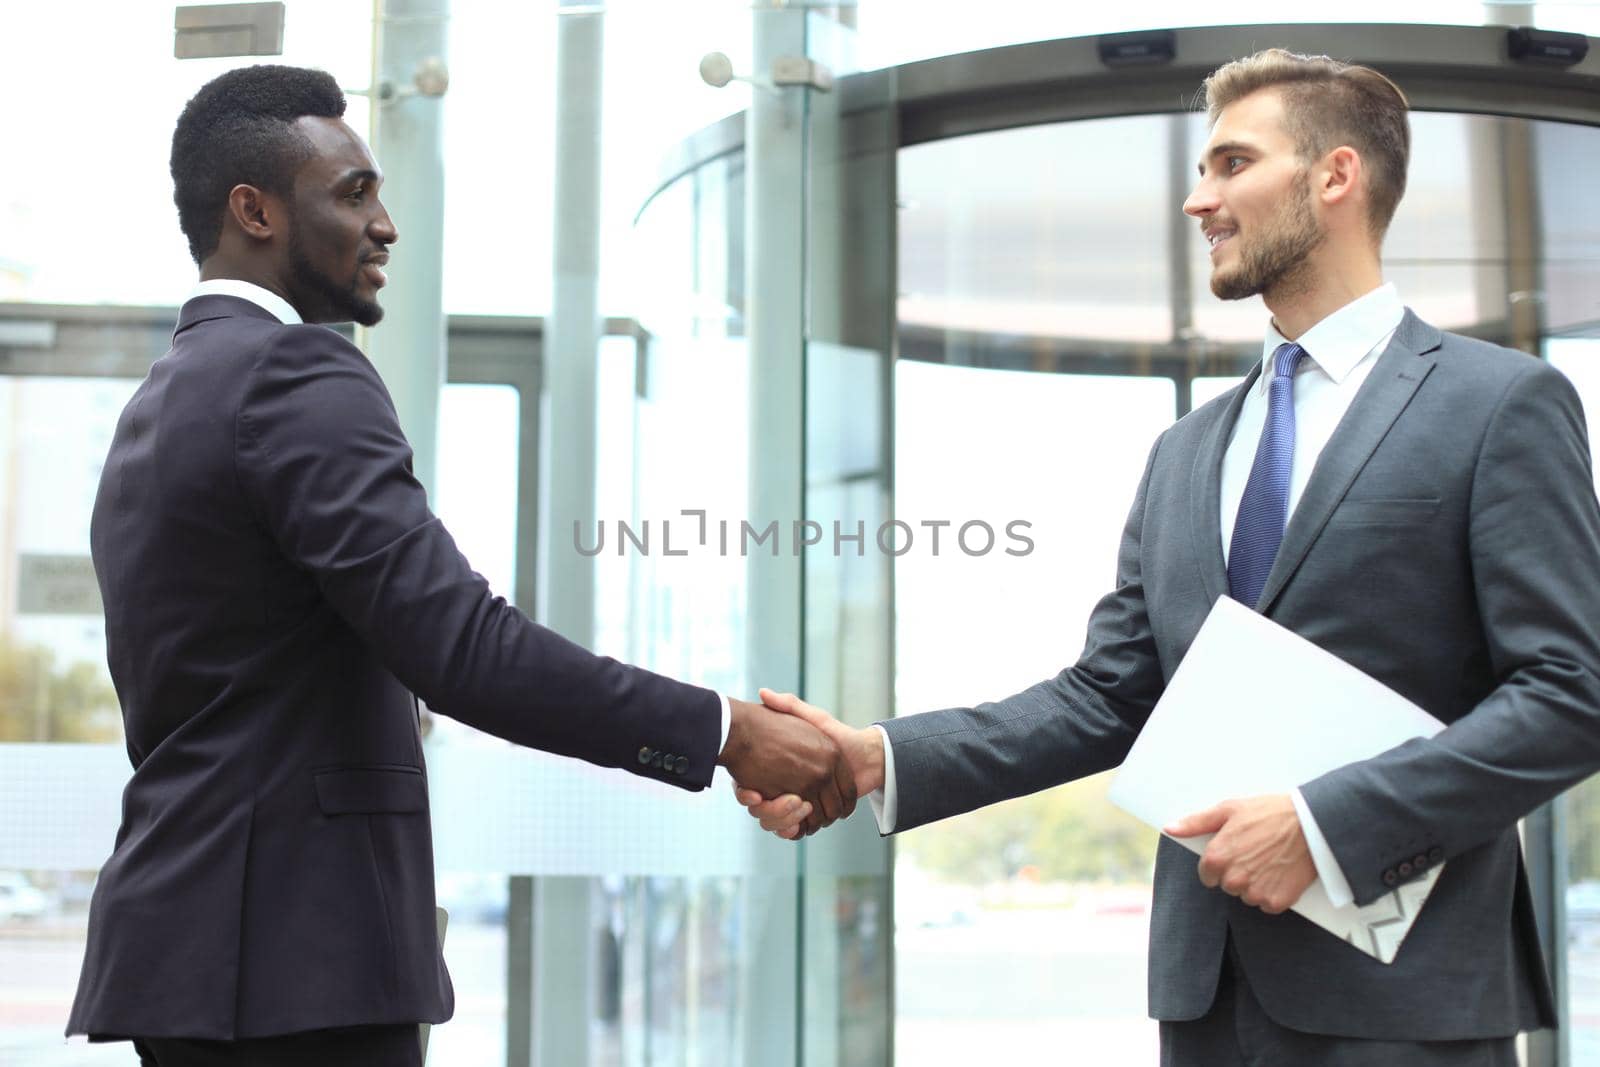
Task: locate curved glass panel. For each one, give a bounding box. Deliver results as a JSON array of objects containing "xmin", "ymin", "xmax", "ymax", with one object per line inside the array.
[{"xmin": 899, "ymin": 117, "xmax": 1172, "ymax": 344}]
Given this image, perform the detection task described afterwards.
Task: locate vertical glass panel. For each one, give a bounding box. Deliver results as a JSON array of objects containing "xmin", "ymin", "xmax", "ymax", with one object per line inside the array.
[
  {"xmin": 1546, "ymin": 338, "xmax": 1600, "ymax": 1067},
  {"xmin": 892, "ymin": 362, "xmax": 1173, "ymax": 1063},
  {"xmin": 423, "ymin": 382, "xmax": 521, "ymax": 1065},
  {"xmin": 435, "ymin": 384, "xmax": 520, "ymax": 600},
  {"xmin": 1536, "ymin": 120, "xmax": 1600, "ymax": 339},
  {"xmin": 803, "ymin": 23, "xmax": 896, "ymax": 1062},
  {"xmin": 593, "ymin": 335, "xmax": 642, "ymax": 664},
  {"xmin": 0, "ymin": 373, "xmax": 139, "ymax": 1065},
  {"xmin": 0, "ymin": 377, "xmax": 132, "ymax": 745}
]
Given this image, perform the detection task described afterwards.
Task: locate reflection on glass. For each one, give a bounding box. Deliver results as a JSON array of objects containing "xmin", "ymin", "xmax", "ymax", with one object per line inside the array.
[
  {"xmin": 900, "ymin": 118, "xmax": 1172, "ymax": 344},
  {"xmin": 600, "ymin": 877, "xmax": 744, "ymax": 1066}
]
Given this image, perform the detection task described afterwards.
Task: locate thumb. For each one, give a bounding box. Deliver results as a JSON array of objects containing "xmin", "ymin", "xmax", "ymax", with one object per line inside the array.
[
  {"xmin": 758, "ymin": 688, "xmax": 833, "ymax": 731},
  {"xmin": 1165, "ymin": 804, "xmax": 1229, "ymax": 838}
]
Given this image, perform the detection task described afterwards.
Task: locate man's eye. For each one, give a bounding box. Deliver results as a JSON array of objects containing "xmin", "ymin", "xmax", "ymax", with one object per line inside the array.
[
  {"xmin": 1227, "ymin": 156, "xmax": 1247, "ymax": 171},
  {"xmin": 347, "ymin": 188, "xmax": 366, "ymax": 201}
]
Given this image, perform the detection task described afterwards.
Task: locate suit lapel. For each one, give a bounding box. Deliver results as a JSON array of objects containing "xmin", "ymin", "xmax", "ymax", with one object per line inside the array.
[
  {"xmin": 1255, "ymin": 310, "xmax": 1443, "ymax": 614},
  {"xmin": 1190, "ymin": 365, "xmax": 1260, "ymax": 606}
]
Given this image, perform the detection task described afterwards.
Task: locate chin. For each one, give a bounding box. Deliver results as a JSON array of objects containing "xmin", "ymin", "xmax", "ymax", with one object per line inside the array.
[
  {"xmin": 1211, "ymin": 273, "xmax": 1255, "ymax": 302},
  {"xmin": 345, "ymin": 294, "xmax": 385, "ymax": 327}
]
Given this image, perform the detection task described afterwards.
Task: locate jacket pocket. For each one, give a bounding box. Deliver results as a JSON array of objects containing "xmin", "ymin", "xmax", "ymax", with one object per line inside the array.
[
  {"xmin": 1329, "ymin": 497, "xmax": 1441, "ymax": 526},
  {"xmin": 313, "ymin": 765, "xmax": 427, "ymax": 814}
]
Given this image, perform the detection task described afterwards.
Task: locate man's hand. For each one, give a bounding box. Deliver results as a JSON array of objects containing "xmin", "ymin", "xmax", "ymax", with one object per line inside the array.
[
  {"xmin": 1164, "ymin": 794, "xmax": 1316, "ymax": 914},
  {"xmin": 732, "ymin": 689, "xmax": 886, "ymax": 840},
  {"xmin": 717, "ymin": 696, "xmax": 856, "ymax": 836}
]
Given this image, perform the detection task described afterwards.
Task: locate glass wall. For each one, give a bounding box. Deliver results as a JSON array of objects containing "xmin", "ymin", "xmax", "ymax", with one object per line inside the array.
[{"xmin": 0, "ymin": 376, "xmax": 135, "ymax": 1066}]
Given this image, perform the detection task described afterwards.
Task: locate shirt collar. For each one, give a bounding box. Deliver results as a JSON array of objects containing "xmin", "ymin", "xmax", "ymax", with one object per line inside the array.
[
  {"xmin": 187, "ymin": 279, "xmax": 303, "ymax": 325},
  {"xmin": 1257, "ymin": 282, "xmax": 1404, "ymax": 390}
]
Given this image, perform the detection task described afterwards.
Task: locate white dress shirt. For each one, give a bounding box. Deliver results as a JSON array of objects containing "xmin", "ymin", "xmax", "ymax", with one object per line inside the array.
[
  {"xmin": 188, "ymin": 278, "xmax": 303, "ymax": 325},
  {"xmin": 870, "ymin": 284, "xmax": 1406, "ymax": 911},
  {"xmin": 184, "ymin": 280, "xmax": 736, "ymax": 752}
]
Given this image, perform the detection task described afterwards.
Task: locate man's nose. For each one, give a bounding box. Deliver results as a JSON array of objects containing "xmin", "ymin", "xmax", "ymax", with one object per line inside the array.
[
  {"xmin": 1182, "ymin": 179, "xmax": 1216, "ymax": 219},
  {"xmin": 372, "ymin": 204, "xmax": 399, "ymax": 245}
]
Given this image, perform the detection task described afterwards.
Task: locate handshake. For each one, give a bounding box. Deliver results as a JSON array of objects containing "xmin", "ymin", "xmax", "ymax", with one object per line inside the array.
[{"xmin": 715, "ymin": 688, "xmax": 886, "ymax": 838}]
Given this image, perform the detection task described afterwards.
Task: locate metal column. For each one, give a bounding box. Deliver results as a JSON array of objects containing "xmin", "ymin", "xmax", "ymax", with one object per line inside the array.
[
  {"xmin": 744, "ymin": 7, "xmax": 811, "ymax": 1064},
  {"xmin": 521, "ymin": 6, "xmax": 608, "ymax": 1065},
  {"xmin": 364, "ymin": 0, "xmax": 450, "ymax": 499}
]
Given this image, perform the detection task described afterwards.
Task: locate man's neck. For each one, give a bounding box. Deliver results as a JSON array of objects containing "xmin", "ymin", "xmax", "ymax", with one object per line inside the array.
[{"xmin": 1265, "ymin": 256, "xmax": 1385, "ymax": 341}]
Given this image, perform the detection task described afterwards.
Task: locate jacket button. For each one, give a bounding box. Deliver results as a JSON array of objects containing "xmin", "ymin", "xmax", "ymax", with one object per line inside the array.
[
  {"xmin": 652, "ymin": 752, "xmax": 666, "ymax": 768},
  {"xmin": 1382, "ymin": 869, "xmax": 1399, "ymax": 887},
  {"xmin": 674, "ymin": 757, "xmax": 689, "ymax": 776},
  {"xmin": 1398, "ymin": 861, "xmax": 1413, "ymax": 878},
  {"xmin": 1412, "ymin": 853, "xmax": 1429, "ymax": 870},
  {"xmin": 638, "ymin": 747, "xmax": 653, "ymax": 765},
  {"xmin": 1428, "ymin": 846, "xmax": 1443, "ymax": 863}
]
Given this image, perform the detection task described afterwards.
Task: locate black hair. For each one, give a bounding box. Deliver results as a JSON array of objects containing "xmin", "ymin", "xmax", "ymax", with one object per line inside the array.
[{"xmin": 170, "ymin": 65, "xmax": 346, "ymax": 265}]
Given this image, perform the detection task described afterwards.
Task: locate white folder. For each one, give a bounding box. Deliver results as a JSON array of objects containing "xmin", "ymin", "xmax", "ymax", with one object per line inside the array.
[{"xmin": 1107, "ymin": 596, "xmax": 1446, "ymax": 963}]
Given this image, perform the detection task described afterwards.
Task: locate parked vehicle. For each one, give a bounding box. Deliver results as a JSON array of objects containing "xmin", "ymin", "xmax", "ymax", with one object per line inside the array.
[{"xmin": 0, "ymin": 871, "xmax": 50, "ymax": 922}]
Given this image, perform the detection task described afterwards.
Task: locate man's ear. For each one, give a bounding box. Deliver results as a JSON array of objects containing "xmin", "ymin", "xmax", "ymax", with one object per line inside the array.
[
  {"xmin": 1318, "ymin": 145, "xmax": 1363, "ymax": 209},
  {"xmin": 225, "ymin": 184, "xmax": 281, "ymax": 242}
]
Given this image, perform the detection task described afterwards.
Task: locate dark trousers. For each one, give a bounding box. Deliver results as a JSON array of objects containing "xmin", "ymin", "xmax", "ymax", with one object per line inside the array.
[
  {"xmin": 132, "ymin": 1024, "xmax": 422, "ymax": 1067},
  {"xmin": 1160, "ymin": 943, "xmax": 1517, "ymax": 1067}
]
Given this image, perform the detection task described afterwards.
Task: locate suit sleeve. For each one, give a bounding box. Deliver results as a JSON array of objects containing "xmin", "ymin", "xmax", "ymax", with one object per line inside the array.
[
  {"xmin": 880, "ymin": 432, "xmax": 1170, "ymax": 832},
  {"xmin": 234, "ymin": 325, "xmax": 723, "ymax": 790},
  {"xmin": 1301, "ymin": 359, "xmax": 1600, "ymax": 905}
]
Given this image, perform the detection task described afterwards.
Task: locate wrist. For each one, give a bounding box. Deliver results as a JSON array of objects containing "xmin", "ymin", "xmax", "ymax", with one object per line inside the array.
[
  {"xmin": 718, "ymin": 698, "xmax": 751, "ymax": 767},
  {"xmin": 857, "ymin": 725, "xmax": 886, "ymax": 795}
]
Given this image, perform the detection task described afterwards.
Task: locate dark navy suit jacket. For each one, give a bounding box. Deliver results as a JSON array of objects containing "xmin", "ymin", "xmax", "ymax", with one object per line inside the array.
[{"xmin": 68, "ymin": 295, "xmax": 721, "ymax": 1040}]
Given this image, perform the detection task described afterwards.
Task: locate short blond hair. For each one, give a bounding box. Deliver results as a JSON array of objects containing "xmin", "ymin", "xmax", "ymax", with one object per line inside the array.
[{"xmin": 1202, "ymin": 49, "xmax": 1411, "ymax": 238}]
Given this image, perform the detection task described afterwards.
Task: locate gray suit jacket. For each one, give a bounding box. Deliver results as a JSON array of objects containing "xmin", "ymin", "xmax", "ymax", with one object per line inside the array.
[{"xmin": 881, "ymin": 311, "xmax": 1600, "ymax": 1041}]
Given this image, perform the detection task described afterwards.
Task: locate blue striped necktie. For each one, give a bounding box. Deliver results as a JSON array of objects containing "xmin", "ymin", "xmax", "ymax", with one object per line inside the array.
[{"xmin": 1228, "ymin": 342, "xmax": 1308, "ymax": 609}]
